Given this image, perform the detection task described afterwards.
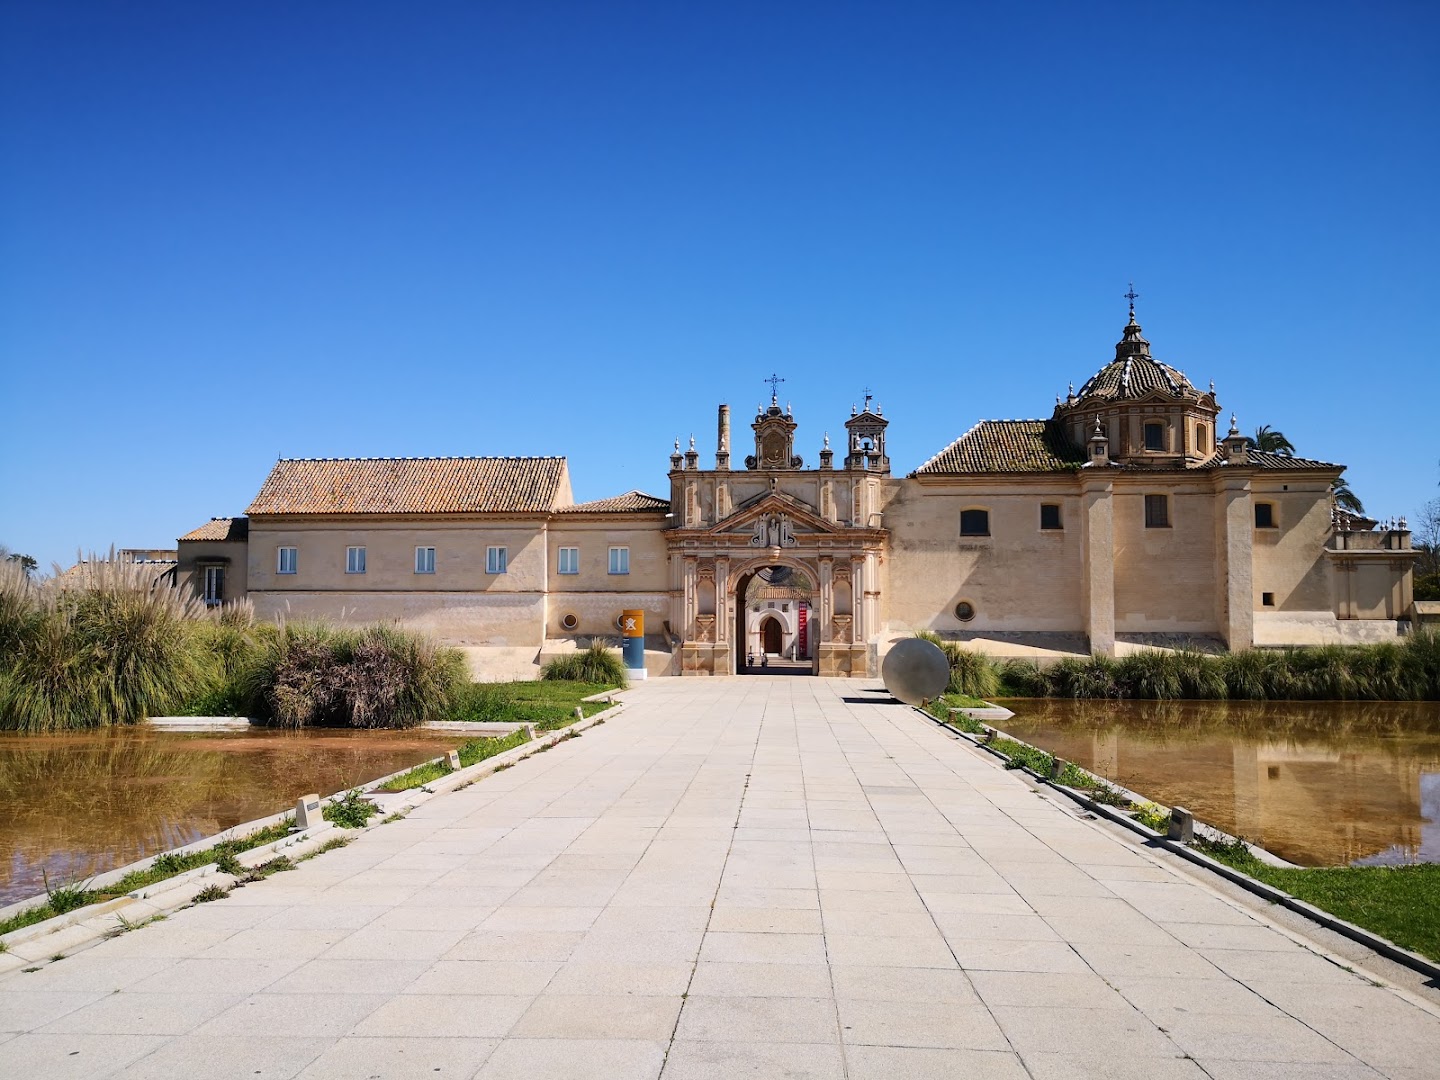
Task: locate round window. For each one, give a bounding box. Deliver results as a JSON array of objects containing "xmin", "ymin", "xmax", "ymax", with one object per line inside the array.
[
  {"xmin": 955, "ymin": 601, "xmax": 976, "ymax": 622},
  {"xmin": 560, "ymin": 612, "xmax": 579, "ymax": 631}
]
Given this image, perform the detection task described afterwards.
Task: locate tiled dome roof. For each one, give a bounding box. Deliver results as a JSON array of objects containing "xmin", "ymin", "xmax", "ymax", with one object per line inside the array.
[{"xmin": 1075, "ymin": 312, "xmax": 1198, "ymax": 401}]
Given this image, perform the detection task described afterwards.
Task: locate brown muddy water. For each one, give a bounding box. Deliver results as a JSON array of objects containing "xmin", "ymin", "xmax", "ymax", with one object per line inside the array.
[
  {"xmin": 998, "ymin": 700, "xmax": 1440, "ymax": 867},
  {"xmin": 0, "ymin": 728, "xmax": 465, "ymax": 907}
]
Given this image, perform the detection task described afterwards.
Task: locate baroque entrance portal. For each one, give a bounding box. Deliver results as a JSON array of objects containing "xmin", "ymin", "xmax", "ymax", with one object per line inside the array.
[{"xmin": 667, "ymin": 394, "xmax": 890, "ymax": 677}]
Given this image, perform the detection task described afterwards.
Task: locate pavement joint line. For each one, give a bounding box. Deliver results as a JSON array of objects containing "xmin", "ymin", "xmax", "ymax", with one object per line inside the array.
[
  {"xmin": 4, "ymin": 678, "xmax": 1438, "ymax": 1078},
  {"xmin": 908, "ymin": 701, "xmax": 1440, "ymax": 988},
  {"xmin": 0, "ymin": 701, "xmax": 627, "ymax": 974}
]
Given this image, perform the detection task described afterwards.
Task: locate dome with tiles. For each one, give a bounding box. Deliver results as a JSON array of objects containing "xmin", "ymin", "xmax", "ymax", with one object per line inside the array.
[{"xmin": 1074, "ymin": 311, "xmax": 1201, "ymax": 402}]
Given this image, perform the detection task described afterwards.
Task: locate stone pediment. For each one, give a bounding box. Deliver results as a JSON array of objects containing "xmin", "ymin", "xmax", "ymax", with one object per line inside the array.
[{"xmin": 705, "ymin": 493, "xmax": 847, "ymax": 545}]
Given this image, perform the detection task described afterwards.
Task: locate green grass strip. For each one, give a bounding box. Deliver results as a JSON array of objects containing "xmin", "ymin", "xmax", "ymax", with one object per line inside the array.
[
  {"xmin": 0, "ymin": 819, "xmax": 294, "ymax": 937},
  {"xmin": 378, "ymin": 727, "xmax": 534, "ymax": 793},
  {"xmin": 1193, "ymin": 838, "xmax": 1440, "ymax": 962}
]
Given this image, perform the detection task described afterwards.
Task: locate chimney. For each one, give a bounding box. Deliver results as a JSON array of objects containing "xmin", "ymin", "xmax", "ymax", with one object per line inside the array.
[{"xmin": 716, "ymin": 404, "xmax": 731, "ymax": 470}]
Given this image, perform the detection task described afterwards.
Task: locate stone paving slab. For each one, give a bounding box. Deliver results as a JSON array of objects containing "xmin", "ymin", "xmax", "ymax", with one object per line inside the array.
[{"xmin": 2, "ymin": 676, "xmax": 1439, "ymax": 1080}]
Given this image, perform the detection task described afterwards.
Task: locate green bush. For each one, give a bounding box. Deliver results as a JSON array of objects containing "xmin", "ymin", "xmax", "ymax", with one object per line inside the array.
[
  {"xmin": 241, "ymin": 621, "xmax": 467, "ymax": 729},
  {"xmin": 941, "ymin": 644, "xmax": 1000, "ymax": 699},
  {"xmin": 541, "ymin": 639, "xmax": 628, "ymax": 685}
]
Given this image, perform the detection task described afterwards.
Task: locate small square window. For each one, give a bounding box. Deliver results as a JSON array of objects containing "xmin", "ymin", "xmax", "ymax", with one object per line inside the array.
[
  {"xmin": 608, "ymin": 547, "xmax": 630, "ymax": 575},
  {"xmin": 960, "ymin": 509, "xmax": 990, "ymax": 537},
  {"xmin": 1144, "ymin": 422, "xmax": 1166, "ymax": 451},
  {"xmin": 1144, "ymin": 494, "xmax": 1170, "ymax": 529},
  {"xmin": 558, "ymin": 547, "xmax": 579, "ymax": 575},
  {"xmin": 1262, "ymin": 592, "xmax": 1275, "ymax": 607},
  {"xmin": 415, "ymin": 546, "xmax": 436, "ymax": 574},
  {"xmin": 1254, "ymin": 503, "xmax": 1275, "ymax": 529},
  {"xmin": 486, "ymin": 546, "xmax": 508, "ymax": 574},
  {"xmin": 277, "ymin": 546, "xmax": 297, "ymax": 574},
  {"xmin": 1040, "ymin": 504, "xmax": 1062, "ymax": 530},
  {"xmin": 345, "ymin": 546, "xmax": 366, "ymax": 574}
]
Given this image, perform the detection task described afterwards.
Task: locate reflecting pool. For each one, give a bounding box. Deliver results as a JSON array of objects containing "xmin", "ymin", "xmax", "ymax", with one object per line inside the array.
[
  {"xmin": 998, "ymin": 700, "xmax": 1440, "ymax": 867},
  {"xmin": 0, "ymin": 728, "xmax": 465, "ymax": 906}
]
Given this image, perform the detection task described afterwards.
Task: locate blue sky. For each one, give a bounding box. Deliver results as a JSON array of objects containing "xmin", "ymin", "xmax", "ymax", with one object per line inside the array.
[{"xmin": 3, "ymin": 1, "xmax": 1437, "ymax": 570}]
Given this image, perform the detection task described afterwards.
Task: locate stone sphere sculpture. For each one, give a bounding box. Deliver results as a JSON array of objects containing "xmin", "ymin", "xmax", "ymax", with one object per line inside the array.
[{"xmin": 881, "ymin": 638, "xmax": 950, "ymax": 705}]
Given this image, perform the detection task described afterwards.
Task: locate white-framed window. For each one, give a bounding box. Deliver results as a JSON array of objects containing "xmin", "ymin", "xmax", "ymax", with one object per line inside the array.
[
  {"xmin": 486, "ymin": 546, "xmax": 508, "ymax": 574},
  {"xmin": 608, "ymin": 546, "xmax": 630, "ymax": 575},
  {"xmin": 558, "ymin": 546, "xmax": 579, "ymax": 575},
  {"xmin": 202, "ymin": 565, "xmax": 225, "ymax": 606},
  {"xmin": 345, "ymin": 546, "xmax": 367, "ymax": 574},
  {"xmin": 277, "ymin": 546, "xmax": 298, "ymax": 574},
  {"xmin": 415, "ymin": 546, "xmax": 436, "ymax": 574}
]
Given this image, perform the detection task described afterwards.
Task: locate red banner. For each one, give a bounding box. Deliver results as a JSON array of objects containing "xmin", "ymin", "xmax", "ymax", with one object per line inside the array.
[{"xmin": 798, "ymin": 604, "xmax": 808, "ymax": 655}]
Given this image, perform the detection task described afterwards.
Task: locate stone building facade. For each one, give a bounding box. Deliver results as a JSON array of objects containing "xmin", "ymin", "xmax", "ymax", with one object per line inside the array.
[{"xmin": 176, "ymin": 309, "xmax": 1418, "ymax": 676}]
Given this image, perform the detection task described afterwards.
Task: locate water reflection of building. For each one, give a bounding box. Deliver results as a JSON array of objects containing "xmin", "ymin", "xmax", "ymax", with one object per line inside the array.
[{"xmin": 1025, "ymin": 706, "xmax": 1439, "ymax": 866}]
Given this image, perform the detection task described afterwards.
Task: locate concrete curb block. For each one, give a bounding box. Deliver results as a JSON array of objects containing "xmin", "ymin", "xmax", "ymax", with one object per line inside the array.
[{"xmin": 911, "ymin": 702, "xmax": 1440, "ymax": 985}]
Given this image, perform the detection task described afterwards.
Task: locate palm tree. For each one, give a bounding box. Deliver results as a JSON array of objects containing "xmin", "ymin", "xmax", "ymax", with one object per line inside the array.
[
  {"xmin": 1331, "ymin": 476, "xmax": 1365, "ymax": 515},
  {"xmin": 1246, "ymin": 425, "xmax": 1295, "ymax": 457}
]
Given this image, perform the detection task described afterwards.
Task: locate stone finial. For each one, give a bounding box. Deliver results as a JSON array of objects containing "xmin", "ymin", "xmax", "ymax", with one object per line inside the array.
[
  {"xmin": 1209, "ymin": 379, "xmax": 1216, "ymax": 393},
  {"xmin": 1228, "ymin": 414, "xmax": 1239, "ymax": 437},
  {"xmin": 851, "ymin": 402, "xmax": 858, "ymax": 415},
  {"xmin": 823, "ymin": 432, "xmax": 830, "ymax": 449},
  {"xmin": 689, "ymin": 434, "xmax": 696, "ymax": 451},
  {"xmin": 674, "ymin": 438, "xmax": 680, "ymax": 452}
]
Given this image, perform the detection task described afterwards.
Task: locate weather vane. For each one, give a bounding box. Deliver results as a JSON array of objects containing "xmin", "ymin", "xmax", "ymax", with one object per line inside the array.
[
  {"xmin": 764, "ymin": 373, "xmax": 785, "ymax": 402},
  {"xmin": 1124, "ymin": 283, "xmax": 1140, "ymax": 315}
]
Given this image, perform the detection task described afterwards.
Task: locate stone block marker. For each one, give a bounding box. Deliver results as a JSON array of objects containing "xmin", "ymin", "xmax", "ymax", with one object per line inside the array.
[
  {"xmin": 294, "ymin": 792, "xmax": 323, "ymax": 830},
  {"xmin": 447, "ymin": 750, "xmax": 462, "ymax": 770},
  {"xmin": 1049, "ymin": 756, "xmax": 1069, "ymax": 780},
  {"xmin": 1168, "ymin": 805, "xmax": 1196, "ymax": 842}
]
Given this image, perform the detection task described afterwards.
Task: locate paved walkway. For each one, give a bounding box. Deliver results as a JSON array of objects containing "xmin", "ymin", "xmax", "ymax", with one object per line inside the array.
[{"xmin": 3, "ymin": 678, "xmax": 1437, "ymax": 1079}]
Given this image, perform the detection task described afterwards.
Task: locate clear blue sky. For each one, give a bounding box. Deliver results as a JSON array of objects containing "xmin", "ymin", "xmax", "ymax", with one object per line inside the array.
[{"xmin": 3, "ymin": 1, "xmax": 1437, "ymax": 571}]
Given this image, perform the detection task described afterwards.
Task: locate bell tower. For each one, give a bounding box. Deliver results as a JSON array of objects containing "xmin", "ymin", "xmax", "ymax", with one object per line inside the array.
[
  {"xmin": 844, "ymin": 393, "xmax": 890, "ymax": 474},
  {"xmin": 747, "ymin": 378, "xmax": 803, "ymax": 470}
]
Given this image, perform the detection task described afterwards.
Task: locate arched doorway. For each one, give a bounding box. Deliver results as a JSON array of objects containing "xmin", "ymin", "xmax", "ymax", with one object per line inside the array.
[
  {"xmin": 761, "ymin": 617, "xmax": 783, "ymax": 655},
  {"xmin": 734, "ymin": 562, "xmax": 815, "ymax": 674}
]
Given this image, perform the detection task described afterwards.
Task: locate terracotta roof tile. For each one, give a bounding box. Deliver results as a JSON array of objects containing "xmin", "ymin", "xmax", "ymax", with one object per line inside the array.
[
  {"xmin": 246, "ymin": 457, "xmax": 567, "ymax": 516},
  {"xmin": 914, "ymin": 420, "xmax": 1086, "ymax": 475},
  {"xmin": 557, "ymin": 490, "xmax": 671, "ymax": 514},
  {"xmin": 1217, "ymin": 449, "xmax": 1341, "ymax": 471},
  {"xmin": 179, "ymin": 517, "xmax": 249, "ymax": 542}
]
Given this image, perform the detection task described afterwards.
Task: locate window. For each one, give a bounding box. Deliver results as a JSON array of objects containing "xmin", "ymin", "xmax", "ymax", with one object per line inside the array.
[
  {"xmin": 1262, "ymin": 592, "xmax": 1275, "ymax": 607},
  {"xmin": 1254, "ymin": 503, "xmax": 1276, "ymax": 529},
  {"xmin": 1144, "ymin": 422, "xmax": 1166, "ymax": 451},
  {"xmin": 202, "ymin": 566, "xmax": 225, "ymax": 606},
  {"xmin": 960, "ymin": 509, "xmax": 990, "ymax": 537},
  {"xmin": 955, "ymin": 601, "xmax": 976, "ymax": 622},
  {"xmin": 1040, "ymin": 504, "xmax": 1062, "ymax": 530},
  {"xmin": 1144, "ymin": 494, "xmax": 1170, "ymax": 529},
  {"xmin": 558, "ymin": 547, "xmax": 579, "ymax": 575},
  {"xmin": 608, "ymin": 546, "xmax": 630, "ymax": 575},
  {"xmin": 560, "ymin": 612, "xmax": 579, "ymax": 631},
  {"xmin": 277, "ymin": 546, "xmax": 297, "ymax": 574},
  {"xmin": 415, "ymin": 546, "xmax": 436, "ymax": 574},
  {"xmin": 486, "ymin": 546, "xmax": 507, "ymax": 574},
  {"xmin": 1197, "ymin": 424, "xmax": 1209, "ymax": 452},
  {"xmin": 345, "ymin": 546, "xmax": 366, "ymax": 574}
]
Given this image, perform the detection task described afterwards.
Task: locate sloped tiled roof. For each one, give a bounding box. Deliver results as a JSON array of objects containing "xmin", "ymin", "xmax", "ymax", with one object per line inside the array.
[
  {"xmin": 1218, "ymin": 449, "xmax": 1341, "ymax": 471},
  {"xmin": 179, "ymin": 517, "xmax": 249, "ymax": 542},
  {"xmin": 557, "ymin": 490, "xmax": 671, "ymax": 514},
  {"xmin": 246, "ymin": 457, "xmax": 567, "ymax": 516},
  {"xmin": 914, "ymin": 420, "xmax": 1087, "ymax": 475}
]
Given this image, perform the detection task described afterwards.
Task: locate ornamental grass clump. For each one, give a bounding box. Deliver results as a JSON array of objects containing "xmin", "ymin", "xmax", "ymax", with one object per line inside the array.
[
  {"xmin": 0, "ymin": 553, "xmax": 209, "ymax": 732},
  {"xmin": 541, "ymin": 639, "xmax": 628, "ymax": 685}
]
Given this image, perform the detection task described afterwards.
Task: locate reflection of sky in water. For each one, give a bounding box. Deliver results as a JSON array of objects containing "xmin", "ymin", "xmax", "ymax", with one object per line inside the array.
[{"xmin": 1355, "ymin": 772, "xmax": 1439, "ymax": 867}]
